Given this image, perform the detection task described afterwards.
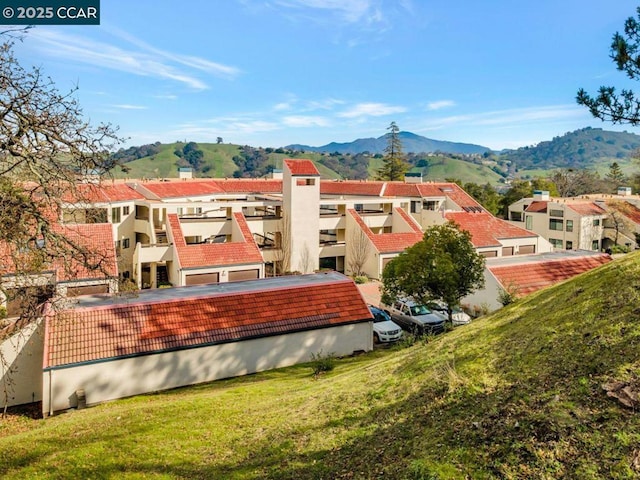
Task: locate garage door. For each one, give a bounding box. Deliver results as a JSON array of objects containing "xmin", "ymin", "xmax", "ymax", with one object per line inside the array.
[
  {"xmin": 518, "ymin": 245, "xmax": 536, "ymax": 254},
  {"xmin": 228, "ymin": 269, "xmax": 259, "ymax": 282},
  {"xmin": 480, "ymin": 250, "xmax": 498, "ymax": 258},
  {"xmin": 185, "ymin": 272, "xmax": 220, "ymax": 286},
  {"xmin": 67, "ymin": 285, "xmax": 109, "ymax": 297},
  {"xmin": 502, "ymin": 247, "xmax": 514, "ymax": 256}
]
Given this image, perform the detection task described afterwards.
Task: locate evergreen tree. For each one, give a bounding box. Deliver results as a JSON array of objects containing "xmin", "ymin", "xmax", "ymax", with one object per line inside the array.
[
  {"xmin": 376, "ymin": 122, "xmax": 410, "ymax": 181},
  {"xmin": 577, "ymin": 7, "xmax": 640, "ymax": 125},
  {"xmin": 605, "ymin": 161, "xmax": 626, "ymax": 187}
]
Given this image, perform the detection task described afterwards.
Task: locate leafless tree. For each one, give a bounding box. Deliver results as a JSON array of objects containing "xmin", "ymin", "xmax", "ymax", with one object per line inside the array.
[
  {"xmin": 347, "ymin": 227, "xmax": 371, "ymax": 277},
  {"xmin": 605, "ymin": 202, "xmax": 636, "ymax": 247},
  {"xmin": 0, "ymin": 37, "xmax": 122, "ymax": 412},
  {"xmin": 274, "ymin": 213, "xmax": 292, "ymax": 274},
  {"xmin": 298, "ymin": 243, "xmax": 314, "ymax": 274}
]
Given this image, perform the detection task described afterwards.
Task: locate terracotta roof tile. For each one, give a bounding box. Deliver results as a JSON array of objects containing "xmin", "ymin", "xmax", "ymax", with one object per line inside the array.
[
  {"xmin": 348, "ymin": 209, "xmax": 422, "ymax": 254},
  {"xmin": 216, "ymin": 179, "xmax": 282, "ymax": 194},
  {"xmin": 284, "ymin": 159, "xmax": 320, "ymax": 176},
  {"xmin": 139, "ymin": 181, "xmax": 226, "ymax": 199},
  {"xmin": 0, "ymin": 223, "xmax": 117, "ymax": 281},
  {"xmin": 320, "ymin": 181, "xmax": 386, "ymax": 196},
  {"xmin": 167, "ymin": 213, "xmax": 263, "ymax": 268},
  {"xmin": 568, "ymin": 202, "xmax": 606, "ymax": 216},
  {"xmin": 488, "ymin": 253, "xmax": 611, "ymax": 295},
  {"xmin": 44, "ymin": 273, "xmax": 372, "ymax": 368},
  {"xmin": 445, "ymin": 211, "xmax": 537, "ymax": 248},
  {"xmin": 525, "ymin": 201, "xmax": 548, "ymax": 213},
  {"xmin": 607, "ymin": 200, "xmax": 640, "ymax": 225}
]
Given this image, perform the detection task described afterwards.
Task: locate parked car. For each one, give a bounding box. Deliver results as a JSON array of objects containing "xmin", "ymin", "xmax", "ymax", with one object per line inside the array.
[
  {"xmin": 368, "ymin": 305, "xmax": 403, "ymax": 344},
  {"xmin": 380, "ymin": 298, "xmax": 445, "ymax": 335},
  {"xmin": 428, "ymin": 301, "xmax": 472, "ymax": 326}
]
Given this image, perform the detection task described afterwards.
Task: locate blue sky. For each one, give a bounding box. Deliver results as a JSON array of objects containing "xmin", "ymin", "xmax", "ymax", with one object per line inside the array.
[{"xmin": 10, "ymin": 0, "xmax": 640, "ymax": 150}]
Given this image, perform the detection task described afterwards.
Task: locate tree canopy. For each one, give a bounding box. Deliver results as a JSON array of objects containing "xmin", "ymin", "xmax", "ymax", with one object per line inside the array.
[
  {"xmin": 381, "ymin": 222, "xmax": 485, "ymax": 321},
  {"xmin": 577, "ymin": 7, "xmax": 640, "ymax": 125},
  {"xmin": 376, "ymin": 121, "xmax": 410, "ymax": 181},
  {"xmin": 0, "ymin": 37, "xmax": 121, "ymax": 319}
]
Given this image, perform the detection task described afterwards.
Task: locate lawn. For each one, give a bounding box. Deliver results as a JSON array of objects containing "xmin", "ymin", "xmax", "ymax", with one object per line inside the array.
[{"xmin": 2, "ymin": 252, "xmax": 640, "ymax": 479}]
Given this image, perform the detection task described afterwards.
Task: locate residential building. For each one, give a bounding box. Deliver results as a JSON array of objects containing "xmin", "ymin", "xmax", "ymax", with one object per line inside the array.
[{"xmin": 507, "ymin": 188, "xmax": 640, "ymax": 251}]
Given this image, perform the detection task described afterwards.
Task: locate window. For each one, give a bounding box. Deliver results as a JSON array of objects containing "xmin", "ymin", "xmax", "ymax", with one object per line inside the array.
[
  {"xmin": 411, "ymin": 201, "xmax": 420, "ymax": 213},
  {"xmin": 592, "ymin": 240, "xmax": 600, "ymax": 250},
  {"xmin": 549, "ymin": 209, "xmax": 564, "ymax": 217},
  {"xmin": 123, "ymin": 238, "xmax": 130, "ymax": 249},
  {"xmin": 422, "ymin": 200, "xmax": 439, "ymax": 211},
  {"xmin": 549, "ymin": 238, "xmax": 563, "ymax": 249},
  {"xmin": 111, "ymin": 207, "xmax": 121, "ymax": 223},
  {"xmin": 123, "ymin": 206, "xmax": 130, "ymax": 215},
  {"xmin": 549, "ymin": 219, "xmax": 563, "ymax": 231},
  {"xmin": 566, "ymin": 241, "xmax": 573, "ymax": 250},
  {"xmin": 306, "ymin": 178, "xmax": 316, "ymax": 186},
  {"xmin": 510, "ymin": 211, "xmax": 523, "ymax": 222},
  {"xmin": 566, "ymin": 220, "xmax": 573, "ymax": 232},
  {"xmin": 593, "ymin": 218, "xmax": 601, "ymax": 227},
  {"xmin": 525, "ymin": 215, "xmax": 533, "ymax": 230}
]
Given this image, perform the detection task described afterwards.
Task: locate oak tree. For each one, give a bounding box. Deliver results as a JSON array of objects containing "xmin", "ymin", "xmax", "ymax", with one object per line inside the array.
[{"xmin": 381, "ymin": 222, "xmax": 485, "ymax": 322}]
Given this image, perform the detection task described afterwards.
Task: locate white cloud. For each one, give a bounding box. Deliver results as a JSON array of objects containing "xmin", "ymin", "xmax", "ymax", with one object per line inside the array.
[
  {"xmin": 427, "ymin": 100, "xmax": 456, "ymax": 111},
  {"xmin": 273, "ymin": 0, "xmax": 377, "ymax": 23},
  {"xmin": 274, "ymin": 102, "xmax": 294, "ymax": 111},
  {"xmin": 338, "ymin": 102, "xmax": 407, "ymax": 118},
  {"xmin": 27, "ymin": 29, "xmax": 240, "ymax": 91},
  {"xmin": 282, "ymin": 115, "xmax": 330, "ymax": 127},
  {"xmin": 154, "ymin": 94, "xmax": 178, "ymax": 100}
]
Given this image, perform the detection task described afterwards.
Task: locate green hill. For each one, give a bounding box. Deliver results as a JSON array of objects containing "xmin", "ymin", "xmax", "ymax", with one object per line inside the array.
[
  {"xmin": 110, "ymin": 142, "xmax": 505, "ymax": 185},
  {"xmin": 502, "ymin": 127, "xmax": 640, "ymax": 172},
  {"xmin": 2, "ymin": 253, "xmax": 640, "ymax": 478}
]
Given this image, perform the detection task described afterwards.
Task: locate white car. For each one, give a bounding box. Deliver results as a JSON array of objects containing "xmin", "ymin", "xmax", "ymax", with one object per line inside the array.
[
  {"xmin": 428, "ymin": 301, "xmax": 472, "ymax": 326},
  {"xmin": 369, "ymin": 305, "xmax": 403, "ymax": 343}
]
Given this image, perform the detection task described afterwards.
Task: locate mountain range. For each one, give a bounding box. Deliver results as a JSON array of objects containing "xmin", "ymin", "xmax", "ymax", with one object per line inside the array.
[{"xmin": 286, "ymin": 131, "xmax": 491, "ymax": 155}]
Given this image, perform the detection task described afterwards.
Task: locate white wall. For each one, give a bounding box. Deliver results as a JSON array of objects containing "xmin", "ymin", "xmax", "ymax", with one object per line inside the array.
[
  {"xmin": 0, "ymin": 319, "xmax": 44, "ymax": 409},
  {"xmin": 43, "ymin": 322, "xmax": 372, "ymax": 415}
]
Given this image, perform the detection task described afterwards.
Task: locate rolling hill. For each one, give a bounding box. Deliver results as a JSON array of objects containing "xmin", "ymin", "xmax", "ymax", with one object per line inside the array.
[
  {"xmin": 287, "ymin": 131, "xmax": 491, "ymax": 155},
  {"xmin": 501, "ymin": 127, "xmax": 640, "ymax": 171},
  {"xmin": 109, "ymin": 141, "xmax": 505, "ymax": 185},
  {"xmin": 2, "ymin": 252, "xmax": 640, "ymax": 478}
]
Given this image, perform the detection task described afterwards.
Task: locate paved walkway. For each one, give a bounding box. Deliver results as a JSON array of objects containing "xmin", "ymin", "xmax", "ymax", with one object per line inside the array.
[{"xmin": 357, "ymin": 280, "xmax": 382, "ymax": 306}]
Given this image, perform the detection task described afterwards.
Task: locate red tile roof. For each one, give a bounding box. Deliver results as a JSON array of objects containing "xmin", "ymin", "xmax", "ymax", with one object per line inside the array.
[
  {"xmin": 445, "ymin": 211, "xmax": 537, "ymax": 248},
  {"xmin": 383, "ymin": 183, "xmax": 421, "ymax": 197},
  {"xmin": 62, "ymin": 183, "xmax": 145, "ymax": 203},
  {"xmin": 488, "ymin": 253, "xmax": 611, "ymax": 296},
  {"xmin": 44, "ymin": 272, "xmax": 372, "ymax": 368},
  {"xmin": 167, "ymin": 213, "xmax": 263, "ymax": 268},
  {"xmin": 320, "ymin": 180, "xmax": 386, "ymax": 196},
  {"xmin": 607, "ymin": 200, "xmax": 640, "ymax": 225},
  {"xmin": 216, "ymin": 179, "xmax": 282, "ymax": 194},
  {"xmin": 525, "ymin": 201, "xmax": 548, "ymax": 213},
  {"xmin": 138, "ymin": 180, "xmax": 226, "ymax": 199},
  {"xmin": 383, "ymin": 182, "xmax": 484, "ymax": 210},
  {"xmin": 348, "ymin": 209, "xmax": 422, "ymax": 254},
  {"xmin": 568, "ymin": 202, "xmax": 606, "ymax": 216},
  {"xmin": 284, "ymin": 159, "xmax": 320, "ymax": 176},
  {"xmin": 417, "ymin": 183, "xmax": 483, "ymax": 210},
  {"xmin": 0, "ymin": 223, "xmax": 117, "ymax": 282}
]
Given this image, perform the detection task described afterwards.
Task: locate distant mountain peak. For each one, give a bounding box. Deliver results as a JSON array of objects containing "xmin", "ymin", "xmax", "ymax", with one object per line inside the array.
[{"xmin": 286, "ymin": 131, "xmax": 491, "ymax": 155}]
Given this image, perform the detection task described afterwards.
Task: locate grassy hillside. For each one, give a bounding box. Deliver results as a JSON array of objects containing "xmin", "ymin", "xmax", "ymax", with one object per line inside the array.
[
  {"xmin": 412, "ymin": 156, "xmax": 504, "ymax": 185},
  {"xmin": 2, "ymin": 253, "xmax": 640, "ymax": 478},
  {"xmin": 502, "ymin": 127, "xmax": 640, "ymax": 171},
  {"xmin": 111, "ymin": 142, "xmax": 505, "ymax": 185}
]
